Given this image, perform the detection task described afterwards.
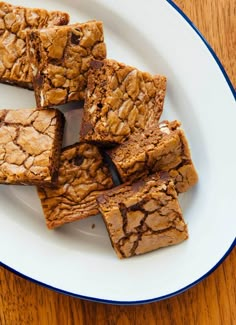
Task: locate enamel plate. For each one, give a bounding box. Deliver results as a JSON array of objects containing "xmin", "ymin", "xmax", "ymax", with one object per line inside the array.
[{"xmin": 0, "ymin": 0, "xmax": 235, "ymax": 304}]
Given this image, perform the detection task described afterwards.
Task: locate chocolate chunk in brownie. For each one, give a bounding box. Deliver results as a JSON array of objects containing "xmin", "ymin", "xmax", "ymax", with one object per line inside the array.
[
  {"xmin": 27, "ymin": 21, "xmax": 106, "ymax": 107},
  {"xmin": 80, "ymin": 59, "xmax": 167, "ymax": 145},
  {"xmin": 0, "ymin": 108, "xmax": 64, "ymax": 185},
  {"xmin": 107, "ymin": 120, "xmax": 198, "ymax": 193},
  {"xmin": 97, "ymin": 173, "xmax": 188, "ymax": 258},
  {"xmin": 0, "ymin": 2, "xmax": 69, "ymax": 89},
  {"xmin": 37, "ymin": 143, "xmax": 114, "ymax": 229}
]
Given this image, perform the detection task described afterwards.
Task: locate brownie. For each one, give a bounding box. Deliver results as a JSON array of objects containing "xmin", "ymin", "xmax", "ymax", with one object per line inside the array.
[
  {"xmin": 27, "ymin": 21, "xmax": 106, "ymax": 107},
  {"xmin": 0, "ymin": 2, "xmax": 69, "ymax": 89},
  {"xmin": 0, "ymin": 108, "xmax": 64, "ymax": 185},
  {"xmin": 97, "ymin": 173, "xmax": 188, "ymax": 258},
  {"xmin": 107, "ymin": 120, "xmax": 198, "ymax": 193},
  {"xmin": 37, "ymin": 143, "xmax": 114, "ymax": 229},
  {"xmin": 80, "ymin": 59, "xmax": 167, "ymax": 145}
]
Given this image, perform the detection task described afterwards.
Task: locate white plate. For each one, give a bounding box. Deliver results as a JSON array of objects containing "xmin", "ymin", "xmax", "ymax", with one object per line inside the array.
[{"xmin": 0, "ymin": 0, "xmax": 235, "ymax": 304}]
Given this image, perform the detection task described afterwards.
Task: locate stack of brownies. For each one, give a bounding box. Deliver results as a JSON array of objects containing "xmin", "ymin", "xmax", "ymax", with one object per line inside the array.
[{"xmin": 0, "ymin": 2, "xmax": 198, "ymax": 258}]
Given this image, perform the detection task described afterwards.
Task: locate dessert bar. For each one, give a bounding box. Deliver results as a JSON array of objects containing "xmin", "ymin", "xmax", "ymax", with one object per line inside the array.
[
  {"xmin": 37, "ymin": 143, "xmax": 114, "ymax": 229},
  {"xmin": 0, "ymin": 108, "xmax": 64, "ymax": 185},
  {"xmin": 107, "ymin": 120, "xmax": 198, "ymax": 192},
  {"xmin": 28, "ymin": 21, "xmax": 106, "ymax": 107},
  {"xmin": 80, "ymin": 59, "xmax": 167, "ymax": 144},
  {"xmin": 0, "ymin": 1, "xmax": 69, "ymax": 88},
  {"xmin": 97, "ymin": 173, "xmax": 188, "ymax": 258}
]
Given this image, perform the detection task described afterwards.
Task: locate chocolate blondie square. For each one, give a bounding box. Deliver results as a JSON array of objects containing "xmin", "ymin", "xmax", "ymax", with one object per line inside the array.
[
  {"xmin": 0, "ymin": 2, "xmax": 69, "ymax": 89},
  {"xmin": 107, "ymin": 120, "xmax": 198, "ymax": 193},
  {"xmin": 37, "ymin": 143, "xmax": 114, "ymax": 229},
  {"xmin": 28, "ymin": 21, "xmax": 106, "ymax": 107},
  {"xmin": 80, "ymin": 59, "xmax": 167, "ymax": 145},
  {"xmin": 97, "ymin": 173, "xmax": 188, "ymax": 258},
  {"xmin": 0, "ymin": 108, "xmax": 64, "ymax": 185}
]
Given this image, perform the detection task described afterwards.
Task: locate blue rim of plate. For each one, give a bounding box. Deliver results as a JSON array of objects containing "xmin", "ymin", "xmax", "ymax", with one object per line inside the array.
[{"xmin": 0, "ymin": 0, "xmax": 236, "ymax": 305}]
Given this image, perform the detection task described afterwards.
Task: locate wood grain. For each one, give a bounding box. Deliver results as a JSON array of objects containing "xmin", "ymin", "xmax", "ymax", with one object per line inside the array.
[
  {"xmin": 0, "ymin": 1, "xmax": 235, "ymax": 324},
  {"xmin": 176, "ymin": 0, "xmax": 236, "ymax": 87}
]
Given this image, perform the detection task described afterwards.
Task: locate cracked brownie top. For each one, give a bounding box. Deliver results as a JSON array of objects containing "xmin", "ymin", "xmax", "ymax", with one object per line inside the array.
[
  {"xmin": 0, "ymin": 1, "xmax": 69, "ymax": 88},
  {"xmin": 97, "ymin": 172, "xmax": 188, "ymax": 258},
  {"xmin": 37, "ymin": 142, "xmax": 114, "ymax": 229},
  {"xmin": 80, "ymin": 59, "xmax": 167, "ymax": 145},
  {"xmin": 0, "ymin": 108, "xmax": 64, "ymax": 185},
  {"xmin": 27, "ymin": 21, "xmax": 106, "ymax": 107}
]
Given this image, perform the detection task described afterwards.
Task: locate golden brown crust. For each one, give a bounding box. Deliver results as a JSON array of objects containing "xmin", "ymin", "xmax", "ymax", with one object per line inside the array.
[
  {"xmin": 37, "ymin": 143, "xmax": 114, "ymax": 229},
  {"xmin": 80, "ymin": 59, "xmax": 167, "ymax": 145},
  {"xmin": 28, "ymin": 21, "xmax": 106, "ymax": 107},
  {"xmin": 0, "ymin": 108, "xmax": 64, "ymax": 185},
  {"xmin": 0, "ymin": 2, "xmax": 69, "ymax": 88},
  {"xmin": 107, "ymin": 120, "xmax": 198, "ymax": 192},
  {"xmin": 97, "ymin": 173, "xmax": 188, "ymax": 258}
]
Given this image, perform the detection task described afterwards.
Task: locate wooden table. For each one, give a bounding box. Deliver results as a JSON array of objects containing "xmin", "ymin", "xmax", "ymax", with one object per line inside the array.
[{"xmin": 0, "ymin": 1, "xmax": 235, "ymax": 324}]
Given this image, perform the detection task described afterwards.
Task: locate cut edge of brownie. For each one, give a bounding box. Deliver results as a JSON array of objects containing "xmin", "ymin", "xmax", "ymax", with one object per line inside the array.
[
  {"xmin": 107, "ymin": 120, "xmax": 181, "ymax": 163},
  {"xmin": 80, "ymin": 60, "xmax": 113, "ymax": 142},
  {"xmin": 47, "ymin": 108, "xmax": 65, "ymax": 186},
  {"xmin": 97, "ymin": 172, "xmax": 171, "ymax": 210},
  {"xmin": 146, "ymin": 74, "xmax": 167, "ymax": 129},
  {"xmin": 106, "ymin": 120, "xmax": 198, "ymax": 192},
  {"xmin": 27, "ymin": 30, "xmax": 46, "ymax": 108},
  {"xmin": 0, "ymin": 79, "xmax": 34, "ymax": 90},
  {"xmin": 42, "ymin": 199, "xmax": 100, "ymax": 230}
]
